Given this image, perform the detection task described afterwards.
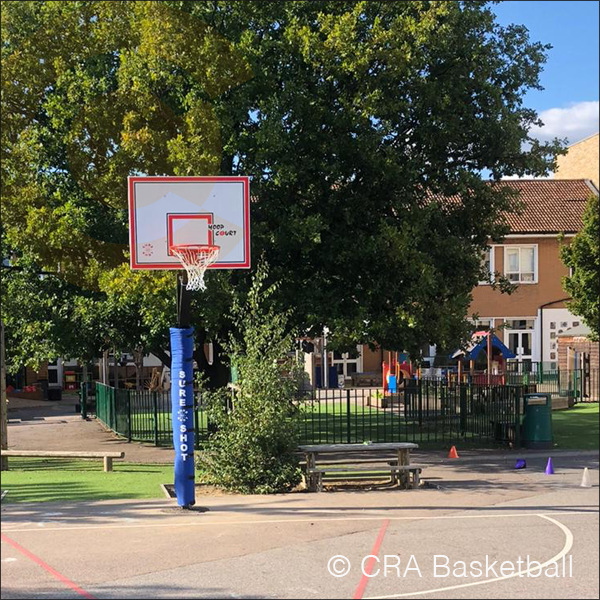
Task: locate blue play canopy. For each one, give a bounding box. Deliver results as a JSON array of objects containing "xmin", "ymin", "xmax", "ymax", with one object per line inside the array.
[{"xmin": 451, "ymin": 333, "xmax": 516, "ymax": 361}]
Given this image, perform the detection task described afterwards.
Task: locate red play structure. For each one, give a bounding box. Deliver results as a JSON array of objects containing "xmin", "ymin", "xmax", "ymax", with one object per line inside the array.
[{"xmin": 382, "ymin": 351, "xmax": 413, "ymax": 394}]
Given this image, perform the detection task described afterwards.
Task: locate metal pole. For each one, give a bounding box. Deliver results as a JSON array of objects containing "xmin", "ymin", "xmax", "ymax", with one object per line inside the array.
[
  {"xmin": 487, "ymin": 331, "xmax": 492, "ymax": 386},
  {"xmin": 177, "ymin": 274, "xmax": 192, "ymax": 328},
  {"xmin": 0, "ymin": 320, "xmax": 8, "ymax": 471},
  {"xmin": 322, "ymin": 329, "xmax": 328, "ymax": 389},
  {"xmin": 346, "ymin": 389, "xmax": 351, "ymax": 444}
]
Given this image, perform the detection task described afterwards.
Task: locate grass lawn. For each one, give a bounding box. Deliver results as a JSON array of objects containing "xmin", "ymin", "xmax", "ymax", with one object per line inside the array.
[
  {"xmin": 1, "ymin": 458, "xmax": 172, "ymax": 504},
  {"xmin": 552, "ymin": 403, "xmax": 599, "ymax": 450}
]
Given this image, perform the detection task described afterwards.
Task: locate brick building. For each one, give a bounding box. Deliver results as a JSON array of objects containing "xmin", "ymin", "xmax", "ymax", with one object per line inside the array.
[
  {"xmin": 470, "ymin": 178, "xmax": 597, "ymax": 370},
  {"xmin": 556, "ymin": 132, "xmax": 599, "ymax": 188},
  {"xmin": 303, "ymin": 177, "xmax": 597, "ymax": 388}
]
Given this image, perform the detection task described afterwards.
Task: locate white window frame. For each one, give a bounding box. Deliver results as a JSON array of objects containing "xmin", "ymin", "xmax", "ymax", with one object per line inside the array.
[
  {"xmin": 331, "ymin": 345, "xmax": 363, "ymax": 376},
  {"xmin": 471, "ymin": 317, "xmax": 496, "ymax": 330},
  {"xmin": 478, "ymin": 246, "xmax": 495, "ymax": 285},
  {"xmin": 504, "ymin": 245, "xmax": 538, "ymax": 284}
]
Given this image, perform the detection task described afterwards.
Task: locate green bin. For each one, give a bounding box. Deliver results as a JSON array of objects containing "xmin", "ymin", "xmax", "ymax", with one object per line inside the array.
[{"xmin": 522, "ymin": 393, "xmax": 553, "ymax": 449}]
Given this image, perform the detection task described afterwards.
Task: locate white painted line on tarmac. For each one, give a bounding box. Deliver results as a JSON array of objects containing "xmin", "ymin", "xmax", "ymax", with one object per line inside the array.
[
  {"xmin": 1, "ymin": 510, "xmax": 596, "ymax": 534},
  {"xmin": 364, "ymin": 514, "xmax": 574, "ymax": 599},
  {"xmin": 2, "ymin": 557, "xmax": 18, "ymax": 562}
]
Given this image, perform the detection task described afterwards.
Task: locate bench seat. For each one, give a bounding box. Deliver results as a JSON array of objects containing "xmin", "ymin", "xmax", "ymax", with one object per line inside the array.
[
  {"xmin": 307, "ymin": 464, "xmax": 423, "ymax": 491},
  {"xmin": 1, "ymin": 450, "xmax": 125, "ymax": 472}
]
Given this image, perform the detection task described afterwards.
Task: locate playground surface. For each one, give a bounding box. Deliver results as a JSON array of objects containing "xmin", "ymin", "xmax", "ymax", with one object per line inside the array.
[{"xmin": 2, "ymin": 453, "xmax": 598, "ymax": 599}]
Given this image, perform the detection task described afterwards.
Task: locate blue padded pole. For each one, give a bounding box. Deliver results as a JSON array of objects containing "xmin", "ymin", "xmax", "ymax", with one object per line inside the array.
[{"xmin": 170, "ymin": 326, "xmax": 196, "ymax": 507}]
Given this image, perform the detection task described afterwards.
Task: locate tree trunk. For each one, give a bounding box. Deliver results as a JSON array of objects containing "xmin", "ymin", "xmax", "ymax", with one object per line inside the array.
[
  {"xmin": 101, "ymin": 350, "xmax": 109, "ymax": 384},
  {"xmin": 133, "ymin": 348, "xmax": 144, "ymax": 390},
  {"xmin": 150, "ymin": 348, "xmax": 171, "ymax": 370},
  {"xmin": 205, "ymin": 338, "xmax": 230, "ymax": 390},
  {"xmin": 113, "ymin": 349, "xmax": 119, "ymax": 389}
]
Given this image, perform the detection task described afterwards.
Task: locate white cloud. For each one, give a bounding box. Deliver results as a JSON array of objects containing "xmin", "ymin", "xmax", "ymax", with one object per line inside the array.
[
  {"xmin": 530, "ymin": 101, "xmax": 599, "ymax": 144},
  {"xmin": 502, "ymin": 172, "xmax": 554, "ymax": 180}
]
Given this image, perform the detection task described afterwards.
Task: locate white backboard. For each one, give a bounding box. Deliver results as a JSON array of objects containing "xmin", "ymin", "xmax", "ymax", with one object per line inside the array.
[{"xmin": 128, "ymin": 176, "xmax": 250, "ymax": 270}]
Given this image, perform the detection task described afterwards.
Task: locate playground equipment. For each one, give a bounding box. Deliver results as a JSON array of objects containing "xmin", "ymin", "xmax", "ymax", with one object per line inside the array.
[
  {"xmin": 382, "ymin": 351, "xmax": 413, "ymax": 395},
  {"xmin": 128, "ymin": 176, "xmax": 251, "ymax": 509},
  {"xmin": 451, "ymin": 330, "xmax": 516, "ymax": 384}
]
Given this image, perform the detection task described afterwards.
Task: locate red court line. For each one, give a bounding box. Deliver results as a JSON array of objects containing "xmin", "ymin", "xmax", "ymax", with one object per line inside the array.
[
  {"xmin": 1, "ymin": 533, "xmax": 96, "ymax": 599},
  {"xmin": 353, "ymin": 519, "xmax": 390, "ymax": 600}
]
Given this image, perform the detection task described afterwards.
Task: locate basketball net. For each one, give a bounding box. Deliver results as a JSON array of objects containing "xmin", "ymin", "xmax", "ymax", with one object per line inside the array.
[{"xmin": 170, "ymin": 244, "xmax": 220, "ymax": 292}]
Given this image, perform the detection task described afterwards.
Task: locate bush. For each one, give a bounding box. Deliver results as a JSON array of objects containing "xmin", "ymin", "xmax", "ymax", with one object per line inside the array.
[{"xmin": 196, "ymin": 264, "xmax": 303, "ymax": 494}]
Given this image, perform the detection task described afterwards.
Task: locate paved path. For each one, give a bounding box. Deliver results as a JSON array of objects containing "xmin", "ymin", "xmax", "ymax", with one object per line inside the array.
[
  {"xmin": 1, "ymin": 454, "xmax": 598, "ymax": 599},
  {"xmin": 6, "ymin": 401, "xmax": 173, "ymax": 464}
]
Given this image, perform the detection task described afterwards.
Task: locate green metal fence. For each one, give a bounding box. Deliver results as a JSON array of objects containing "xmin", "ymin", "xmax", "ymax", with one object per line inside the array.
[{"xmin": 91, "ymin": 383, "xmax": 209, "ymax": 448}]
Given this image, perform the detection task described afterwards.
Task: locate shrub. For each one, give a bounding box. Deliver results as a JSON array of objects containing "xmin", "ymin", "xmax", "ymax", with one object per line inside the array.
[{"xmin": 196, "ymin": 263, "xmax": 303, "ymax": 494}]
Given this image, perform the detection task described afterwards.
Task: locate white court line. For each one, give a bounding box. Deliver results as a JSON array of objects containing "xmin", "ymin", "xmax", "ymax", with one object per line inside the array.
[
  {"xmin": 0, "ymin": 510, "xmax": 595, "ymax": 534},
  {"xmin": 365, "ymin": 514, "xmax": 574, "ymax": 599}
]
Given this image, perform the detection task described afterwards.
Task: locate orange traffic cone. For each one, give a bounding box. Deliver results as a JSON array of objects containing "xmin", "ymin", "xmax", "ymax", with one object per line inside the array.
[{"xmin": 448, "ymin": 445, "xmax": 459, "ymax": 459}]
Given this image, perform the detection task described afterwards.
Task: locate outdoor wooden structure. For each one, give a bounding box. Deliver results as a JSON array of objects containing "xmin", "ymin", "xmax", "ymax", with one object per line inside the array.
[
  {"xmin": 1, "ymin": 450, "xmax": 125, "ymax": 472},
  {"xmin": 299, "ymin": 442, "xmax": 421, "ymax": 492}
]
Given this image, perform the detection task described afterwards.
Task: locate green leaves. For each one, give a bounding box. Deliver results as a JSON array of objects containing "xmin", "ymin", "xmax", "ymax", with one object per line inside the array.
[
  {"xmin": 561, "ymin": 194, "xmax": 600, "ymax": 341},
  {"xmin": 197, "ymin": 262, "xmax": 302, "ymax": 494},
  {"xmin": 2, "ymin": 1, "xmax": 565, "ymax": 368}
]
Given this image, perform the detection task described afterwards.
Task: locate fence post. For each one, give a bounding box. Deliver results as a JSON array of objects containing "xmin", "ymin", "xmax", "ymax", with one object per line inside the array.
[
  {"xmin": 127, "ymin": 390, "xmax": 132, "ymax": 442},
  {"xmin": 152, "ymin": 392, "xmax": 159, "ymax": 446},
  {"xmin": 459, "ymin": 384, "xmax": 468, "ymax": 435},
  {"xmin": 418, "ymin": 381, "xmax": 423, "ymax": 428},
  {"xmin": 80, "ymin": 382, "xmax": 87, "ymax": 420},
  {"xmin": 514, "ymin": 386, "xmax": 522, "ymax": 448},
  {"xmin": 346, "ymin": 389, "xmax": 351, "ymax": 444},
  {"xmin": 110, "ymin": 386, "xmax": 116, "ymax": 431}
]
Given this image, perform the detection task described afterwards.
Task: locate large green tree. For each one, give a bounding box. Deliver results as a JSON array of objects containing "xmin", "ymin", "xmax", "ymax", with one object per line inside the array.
[
  {"xmin": 561, "ymin": 194, "xmax": 600, "ymax": 341},
  {"xmin": 2, "ymin": 1, "xmax": 563, "ymax": 380}
]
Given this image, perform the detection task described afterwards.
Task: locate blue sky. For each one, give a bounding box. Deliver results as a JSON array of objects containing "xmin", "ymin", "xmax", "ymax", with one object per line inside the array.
[{"xmin": 493, "ymin": 1, "xmax": 599, "ymax": 144}]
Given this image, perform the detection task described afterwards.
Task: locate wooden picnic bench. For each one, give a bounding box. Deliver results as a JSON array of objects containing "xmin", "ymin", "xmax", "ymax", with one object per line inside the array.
[
  {"xmin": 1, "ymin": 450, "xmax": 125, "ymax": 472},
  {"xmin": 299, "ymin": 442, "xmax": 421, "ymax": 492}
]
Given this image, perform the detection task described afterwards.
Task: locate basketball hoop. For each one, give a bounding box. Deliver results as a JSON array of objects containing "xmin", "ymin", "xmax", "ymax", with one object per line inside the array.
[{"xmin": 170, "ymin": 244, "xmax": 220, "ymax": 291}]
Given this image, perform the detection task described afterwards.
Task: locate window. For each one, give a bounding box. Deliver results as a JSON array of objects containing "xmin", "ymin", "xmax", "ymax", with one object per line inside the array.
[
  {"xmin": 550, "ymin": 322, "xmax": 556, "ymax": 330},
  {"xmin": 505, "ymin": 319, "xmax": 535, "ymax": 330},
  {"xmin": 504, "ymin": 246, "xmax": 536, "ymax": 283},
  {"xmin": 479, "ymin": 247, "xmax": 494, "ymax": 284},
  {"xmin": 473, "ymin": 318, "xmax": 494, "ymax": 330}
]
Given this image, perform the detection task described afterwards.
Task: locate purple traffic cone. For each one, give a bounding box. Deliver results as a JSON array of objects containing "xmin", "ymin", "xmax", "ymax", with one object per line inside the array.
[
  {"xmin": 515, "ymin": 459, "xmax": 526, "ymax": 470},
  {"xmin": 545, "ymin": 457, "xmax": 555, "ymax": 475}
]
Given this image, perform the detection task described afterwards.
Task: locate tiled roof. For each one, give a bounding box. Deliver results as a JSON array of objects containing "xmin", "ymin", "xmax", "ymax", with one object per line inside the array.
[{"xmin": 498, "ymin": 179, "xmax": 597, "ymax": 234}]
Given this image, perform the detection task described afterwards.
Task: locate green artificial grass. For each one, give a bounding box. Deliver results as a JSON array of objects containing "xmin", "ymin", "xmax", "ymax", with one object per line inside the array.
[
  {"xmin": 1, "ymin": 458, "xmax": 173, "ymax": 504},
  {"xmin": 552, "ymin": 403, "xmax": 599, "ymax": 450}
]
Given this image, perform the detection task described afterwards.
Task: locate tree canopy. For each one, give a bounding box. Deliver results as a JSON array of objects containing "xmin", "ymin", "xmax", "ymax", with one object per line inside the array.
[
  {"xmin": 1, "ymin": 0, "xmax": 563, "ymax": 374},
  {"xmin": 561, "ymin": 194, "xmax": 600, "ymax": 341}
]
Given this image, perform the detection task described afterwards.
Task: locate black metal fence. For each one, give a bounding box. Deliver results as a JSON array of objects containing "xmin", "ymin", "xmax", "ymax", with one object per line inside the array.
[
  {"xmin": 84, "ymin": 369, "xmax": 596, "ymax": 448},
  {"xmin": 296, "ymin": 382, "xmax": 522, "ymax": 446},
  {"xmin": 502, "ymin": 368, "xmax": 599, "ymax": 403}
]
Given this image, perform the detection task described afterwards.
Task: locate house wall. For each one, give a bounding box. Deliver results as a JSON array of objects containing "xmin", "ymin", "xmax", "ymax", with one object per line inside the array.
[
  {"xmin": 470, "ymin": 236, "xmax": 578, "ymax": 366},
  {"xmin": 471, "ymin": 237, "xmax": 571, "ymax": 318},
  {"xmin": 556, "ymin": 133, "xmax": 599, "ymax": 188}
]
